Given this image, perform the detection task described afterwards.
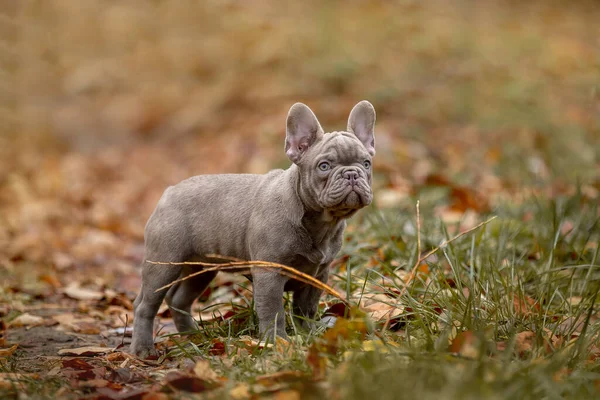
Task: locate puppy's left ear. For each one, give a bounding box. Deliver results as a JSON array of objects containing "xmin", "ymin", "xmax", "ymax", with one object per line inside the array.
[{"xmin": 347, "ymin": 100, "xmax": 376, "ymax": 156}]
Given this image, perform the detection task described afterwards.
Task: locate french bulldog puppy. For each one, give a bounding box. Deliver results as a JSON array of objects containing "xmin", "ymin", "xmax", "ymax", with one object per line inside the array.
[{"xmin": 130, "ymin": 101, "xmax": 376, "ymax": 358}]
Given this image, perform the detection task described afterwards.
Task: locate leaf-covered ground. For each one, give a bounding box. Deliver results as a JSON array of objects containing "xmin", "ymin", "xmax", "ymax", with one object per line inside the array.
[{"xmin": 1, "ymin": 0, "xmax": 600, "ymax": 399}]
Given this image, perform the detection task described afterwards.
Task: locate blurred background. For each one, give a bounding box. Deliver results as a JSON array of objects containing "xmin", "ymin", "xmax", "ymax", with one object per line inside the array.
[{"xmin": 1, "ymin": 0, "xmax": 599, "ymax": 290}]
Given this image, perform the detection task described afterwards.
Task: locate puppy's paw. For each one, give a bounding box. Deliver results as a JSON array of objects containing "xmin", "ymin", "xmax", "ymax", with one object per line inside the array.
[
  {"xmin": 301, "ymin": 320, "xmax": 317, "ymax": 332},
  {"xmin": 260, "ymin": 329, "xmax": 289, "ymax": 344},
  {"xmin": 129, "ymin": 342, "xmax": 159, "ymax": 360},
  {"xmin": 292, "ymin": 316, "xmax": 318, "ymax": 333}
]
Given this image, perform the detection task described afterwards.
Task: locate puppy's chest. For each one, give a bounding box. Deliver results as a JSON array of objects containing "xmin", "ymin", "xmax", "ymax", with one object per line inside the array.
[{"xmin": 293, "ymin": 228, "xmax": 343, "ymax": 274}]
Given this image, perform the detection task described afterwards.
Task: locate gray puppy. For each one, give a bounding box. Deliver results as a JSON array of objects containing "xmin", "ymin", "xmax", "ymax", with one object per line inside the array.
[{"xmin": 130, "ymin": 101, "xmax": 376, "ymax": 357}]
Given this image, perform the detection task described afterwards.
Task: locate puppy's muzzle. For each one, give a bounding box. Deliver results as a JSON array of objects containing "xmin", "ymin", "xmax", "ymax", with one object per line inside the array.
[{"xmin": 320, "ymin": 167, "xmax": 372, "ymax": 212}]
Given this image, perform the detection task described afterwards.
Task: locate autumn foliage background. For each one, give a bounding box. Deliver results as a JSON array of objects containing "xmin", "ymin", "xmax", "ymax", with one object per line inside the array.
[{"xmin": 1, "ymin": 0, "xmax": 600, "ymax": 398}]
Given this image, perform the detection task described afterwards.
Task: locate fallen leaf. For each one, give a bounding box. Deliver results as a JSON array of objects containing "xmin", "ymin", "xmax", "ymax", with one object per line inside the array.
[
  {"xmin": 140, "ymin": 392, "xmax": 170, "ymax": 400},
  {"xmin": 273, "ymin": 389, "xmax": 302, "ymax": 400},
  {"xmin": 61, "ymin": 366, "xmax": 106, "ymax": 381},
  {"xmin": 362, "ymin": 339, "xmax": 399, "ymax": 353},
  {"xmin": 229, "ymin": 383, "xmax": 251, "ymax": 400},
  {"xmin": 323, "ymin": 302, "xmax": 349, "ymax": 318},
  {"xmin": 78, "ymin": 378, "xmax": 111, "ymax": 389},
  {"xmin": 76, "ymin": 321, "xmax": 102, "ymax": 335},
  {"xmin": 193, "ymin": 360, "xmax": 220, "ymax": 382},
  {"xmin": 62, "ymin": 358, "xmax": 94, "ymax": 370},
  {"xmin": 58, "ymin": 346, "xmax": 114, "ymax": 356},
  {"xmin": 0, "ymin": 320, "xmax": 6, "ymax": 347},
  {"xmin": 63, "ymin": 284, "xmax": 104, "ymax": 301},
  {"xmin": 209, "ymin": 338, "xmax": 227, "ymax": 356},
  {"xmin": 307, "ymin": 307, "xmax": 369, "ymax": 379},
  {"xmin": 163, "ymin": 371, "xmax": 218, "ymax": 393},
  {"xmin": 106, "ymin": 351, "xmax": 129, "ymax": 362},
  {"xmin": 567, "ymin": 296, "xmax": 582, "ymax": 306},
  {"xmin": 101, "ymin": 292, "xmax": 134, "ymax": 310},
  {"xmin": 39, "ymin": 273, "xmax": 62, "ymax": 289},
  {"xmin": 0, "ymin": 344, "xmax": 18, "ymax": 359},
  {"xmin": 514, "ymin": 331, "xmax": 536, "ymax": 358},
  {"xmin": 449, "ymin": 331, "xmax": 480, "ymax": 359},
  {"xmin": 513, "ymin": 294, "xmax": 540, "ymax": 317},
  {"xmin": 366, "ymin": 303, "xmax": 404, "ymax": 322},
  {"xmin": 255, "ymin": 370, "xmax": 306, "ymax": 387},
  {"xmin": 108, "ymin": 367, "xmax": 144, "ymax": 384},
  {"xmin": 9, "ymin": 313, "xmax": 44, "ymax": 328},
  {"xmin": 95, "ymin": 386, "xmax": 150, "ymax": 400}
]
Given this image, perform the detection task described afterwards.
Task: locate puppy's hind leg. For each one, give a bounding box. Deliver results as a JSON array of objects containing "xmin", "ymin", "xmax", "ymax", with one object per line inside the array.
[
  {"xmin": 131, "ymin": 259, "xmax": 182, "ymax": 358},
  {"xmin": 165, "ymin": 267, "xmax": 217, "ymax": 333}
]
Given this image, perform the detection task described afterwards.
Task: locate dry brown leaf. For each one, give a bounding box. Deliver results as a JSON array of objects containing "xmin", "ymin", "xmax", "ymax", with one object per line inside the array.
[
  {"xmin": 255, "ymin": 370, "xmax": 306, "ymax": 387},
  {"xmin": 323, "ymin": 302, "xmax": 350, "ymax": 318},
  {"xmin": 193, "ymin": 360, "xmax": 220, "ymax": 382},
  {"xmin": 106, "ymin": 351, "xmax": 129, "ymax": 362},
  {"xmin": 449, "ymin": 330, "xmax": 480, "ymax": 359},
  {"xmin": 9, "ymin": 313, "xmax": 44, "ymax": 328},
  {"xmin": 307, "ymin": 308, "xmax": 368, "ymax": 379},
  {"xmin": 39, "ymin": 273, "xmax": 62, "ymax": 289},
  {"xmin": 567, "ymin": 296, "xmax": 582, "ymax": 306},
  {"xmin": 58, "ymin": 346, "xmax": 114, "ymax": 356},
  {"xmin": 362, "ymin": 339, "xmax": 399, "ymax": 353},
  {"xmin": 273, "ymin": 389, "xmax": 302, "ymax": 400},
  {"xmin": 78, "ymin": 379, "xmax": 112, "ymax": 389},
  {"xmin": 0, "ymin": 320, "xmax": 6, "ymax": 347},
  {"xmin": 358, "ymin": 293, "xmax": 391, "ymax": 309},
  {"xmin": 63, "ymin": 284, "xmax": 104, "ymax": 301},
  {"xmin": 237, "ymin": 335, "xmax": 265, "ymax": 350},
  {"xmin": 229, "ymin": 383, "xmax": 251, "ymax": 400},
  {"xmin": 62, "ymin": 358, "xmax": 94, "ymax": 370},
  {"xmin": 514, "ymin": 331, "xmax": 536, "ymax": 358},
  {"xmin": 0, "ymin": 344, "xmax": 18, "ymax": 359},
  {"xmin": 140, "ymin": 392, "xmax": 170, "ymax": 400},
  {"xmin": 53, "ymin": 313, "xmax": 101, "ymax": 334},
  {"xmin": 367, "ymin": 305, "xmax": 404, "ymax": 322},
  {"xmin": 75, "ymin": 321, "xmax": 102, "ymax": 335},
  {"xmin": 513, "ymin": 294, "xmax": 540, "ymax": 317},
  {"xmin": 163, "ymin": 371, "xmax": 218, "ymax": 393}
]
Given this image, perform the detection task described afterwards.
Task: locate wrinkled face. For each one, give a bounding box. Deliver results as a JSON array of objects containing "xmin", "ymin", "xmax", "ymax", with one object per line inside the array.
[{"xmin": 299, "ymin": 131, "xmax": 373, "ymax": 218}]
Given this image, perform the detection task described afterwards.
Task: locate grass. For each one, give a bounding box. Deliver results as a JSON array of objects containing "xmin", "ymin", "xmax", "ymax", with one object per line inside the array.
[{"xmin": 143, "ymin": 189, "xmax": 600, "ymax": 399}]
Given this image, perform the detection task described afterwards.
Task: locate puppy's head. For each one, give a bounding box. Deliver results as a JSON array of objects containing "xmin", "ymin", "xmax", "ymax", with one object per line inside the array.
[{"xmin": 285, "ymin": 101, "xmax": 376, "ymax": 218}]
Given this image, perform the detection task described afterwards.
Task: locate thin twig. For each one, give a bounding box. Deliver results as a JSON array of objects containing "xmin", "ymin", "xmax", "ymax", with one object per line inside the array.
[
  {"xmin": 147, "ymin": 259, "xmax": 347, "ymax": 304},
  {"xmin": 120, "ymin": 314, "xmax": 129, "ymax": 348},
  {"xmin": 414, "ymin": 200, "xmax": 421, "ymax": 271}
]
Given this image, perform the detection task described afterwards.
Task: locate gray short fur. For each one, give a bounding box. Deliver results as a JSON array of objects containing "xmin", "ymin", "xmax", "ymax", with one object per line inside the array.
[{"xmin": 130, "ymin": 101, "xmax": 376, "ymax": 358}]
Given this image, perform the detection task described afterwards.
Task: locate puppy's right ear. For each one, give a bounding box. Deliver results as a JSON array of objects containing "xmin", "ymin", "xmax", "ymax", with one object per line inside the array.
[{"xmin": 285, "ymin": 103, "xmax": 324, "ymax": 163}]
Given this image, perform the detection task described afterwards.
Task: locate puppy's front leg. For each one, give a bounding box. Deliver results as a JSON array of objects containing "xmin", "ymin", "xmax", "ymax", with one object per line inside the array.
[
  {"xmin": 252, "ymin": 270, "xmax": 289, "ymax": 341},
  {"xmin": 293, "ymin": 268, "xmax": 329, "ymax": 330}
]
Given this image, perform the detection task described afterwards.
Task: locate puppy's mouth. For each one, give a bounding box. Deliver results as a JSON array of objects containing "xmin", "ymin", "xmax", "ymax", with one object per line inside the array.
[{"xmin": 319, "ymin": 169, "xmax": 372, "ymax": 217}]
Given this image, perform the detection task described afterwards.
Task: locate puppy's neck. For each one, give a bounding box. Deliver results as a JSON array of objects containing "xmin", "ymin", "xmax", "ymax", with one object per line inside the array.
[{"xmin": 287, "ymin": 164, "xmax": 344, "ymax": 228}]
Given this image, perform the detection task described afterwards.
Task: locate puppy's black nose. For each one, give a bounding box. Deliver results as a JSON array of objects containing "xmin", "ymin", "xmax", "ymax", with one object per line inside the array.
[{"xmin": 343, "ymin": 170, "xmax": 359, "ymax": 185}]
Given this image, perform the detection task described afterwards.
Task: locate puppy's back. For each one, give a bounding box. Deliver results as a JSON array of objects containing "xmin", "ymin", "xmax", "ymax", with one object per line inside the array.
[{"xmin": 145, "ymin": 171, "xmax": 285, "ymax": 260}]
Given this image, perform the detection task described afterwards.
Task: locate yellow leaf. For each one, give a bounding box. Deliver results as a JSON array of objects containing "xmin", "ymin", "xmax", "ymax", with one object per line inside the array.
[
  {"xmin": 229, "ymin": 383, "xmax": 251, "ymax": 400},
  {"xmin": 0, "ymin": 344, "xmax": 18, "ymax": 359},
  {"xmin": 273, "ymin": 389, "xmax": 301, "ymax": 400},
  {"xmin": 193, "ymin": 360, "xmax": 220, "ymax": 382}
]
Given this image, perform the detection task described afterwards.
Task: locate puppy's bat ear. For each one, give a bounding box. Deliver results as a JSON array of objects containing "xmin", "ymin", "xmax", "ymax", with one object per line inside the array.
[
  {"xmin": 347, "ymin": 100, "xmax": 376, "ymax": 156},
  {"xmin": 285, "ymin": 103, "xmax": 324, "ymax": 163}
]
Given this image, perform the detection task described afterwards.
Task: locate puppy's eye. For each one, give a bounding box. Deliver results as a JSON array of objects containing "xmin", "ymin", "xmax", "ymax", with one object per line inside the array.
[
  {"xmin": 363, "ymin": 160, "xmax": 371, "ymax": 169},
  {"xmin": 318, "ymin": 162, "xmax": 331, "ymax": 171}
]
